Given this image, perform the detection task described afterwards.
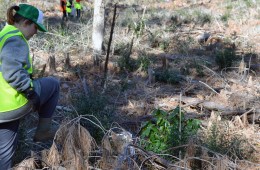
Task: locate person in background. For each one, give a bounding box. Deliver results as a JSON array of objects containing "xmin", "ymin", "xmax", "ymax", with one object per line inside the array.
[
  {"xmin": 0, "ymin": 4, "xmax": 60, "ymax": 169},
  {"xmin": 74, "ymin": 0, "xmax": 82, "ymax": 20},
  {"xmin": 66, "ymin": 0, "xmax": 73, "ymax": 18},
  {"xmin": 60, "ymin": 0, "xmax": 67, "ymax": 21}
]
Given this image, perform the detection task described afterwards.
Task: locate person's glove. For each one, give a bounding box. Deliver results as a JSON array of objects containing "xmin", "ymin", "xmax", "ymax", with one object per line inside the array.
[{"xmin": 24, "ymin": 88, "xmax": 40, "ymax": 111}]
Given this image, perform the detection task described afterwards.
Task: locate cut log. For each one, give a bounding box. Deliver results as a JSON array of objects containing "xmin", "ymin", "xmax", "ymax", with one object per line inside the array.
[{"xmin": 201, "ymin": 101, "xmax": 231, "ymax": 111}]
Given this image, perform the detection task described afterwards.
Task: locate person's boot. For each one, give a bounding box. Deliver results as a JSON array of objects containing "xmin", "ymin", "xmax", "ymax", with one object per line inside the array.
[{"xmin": 33, "ymin": 118, "xmax": 56, "ymax": 142}]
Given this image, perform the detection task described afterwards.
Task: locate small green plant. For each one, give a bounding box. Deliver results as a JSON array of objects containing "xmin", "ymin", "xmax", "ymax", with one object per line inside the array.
[
  {"xmin": 114, "ymin": 41, "xmax": 137, "ymax": 72},
  {"xmin": 71, "ymin": 92, "xmax": 107, "ymax": 115},
  {"xmin": 71, "ymin": 92, "xmax": 114, "ymax": 142},
  {"xmin": 114, "ymin": 42, "xmax": 129, "ymax": 56},
  {"xmin": 181, "ymin": 59, "xmax": 206, "ymax": 77},
  {"xmin": 175, "ymin": 9, "xmax": 193, "ymax": 24},
  {"xmin": 137, "ymin": 55, "xmax": 151, "ymax": 72},
  {"xmin": 119, "ymin": 8, "xmax": 135, "ymax": 27},
  {"xmin": 202, "ymin": 120, "xmax": 255, "ymax": 160},
  {"xmin": 226, "ymin": 4, "xmax": 233, "ymax": 10},
  {"xmin": 159, "ymin": 39, "xmax": 170, "ymax": 51},
  {"xmin": 221, "ymin": 3, "xmax": 232, "ymax": 22},
  {"xmin": 133, "ymin": 19, "xmax": 145, "ymax": 38},
  {"xmin": 119, "ymin": 76, "xmax": 136, "ymax": 92},
  {"xmin": 140, "ymin": 107, "xmax": 200, "ymax": 154},
  {"xmin": 117, "ymin": 54, "xmax": 138, "ymax": 72},
  {"xmin": 215, "ymin": 48, "xmax": 236, "ymax": 69},
  {"xmin": 243, "ymin": 0, "xmax": 254, "ymax": 7},
  {"xmin": 174, "ymin": 36, "xmax": 195, "ymax": 54},
  {"xmin": 154, "ymin": 69, "xmax": 182, "ymax": 84},
  {"xmin": 194, "ymin": 10, "xmax": 212, "ymax": 26},
  {"xmin": 221, "ymin": 12, "xmax": 231, "ymax": 22},
  {"xmin": 148, "ymin": 30, "xmax": 164, "ymax": 49}
]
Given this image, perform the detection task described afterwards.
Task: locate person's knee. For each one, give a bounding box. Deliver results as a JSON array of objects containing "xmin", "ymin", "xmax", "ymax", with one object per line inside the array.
[{"xmin": 47, "ymin": 77, "xmax": 60, "ymax": 92}]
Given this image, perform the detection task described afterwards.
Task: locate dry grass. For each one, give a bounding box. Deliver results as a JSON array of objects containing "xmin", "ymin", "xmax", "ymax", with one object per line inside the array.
[
  {"xmin": 46, "ymin": 143, "xmax": 60, "ymax": 166},
  {"xmin": 13, "ymin": 116, "xmax": 259, "ymax": 169},
  {"xmin": 9, "ymin": 0, "xmax": 260, "ymax": 169},
  {"xmin": 14, "ymin": 158, "xmax": 36, "ymax": 170},
  {"xmin": 199, "ymin": 112, "xmax": 260, "ymax": 163},
  {"xmin": 14, "ymin": 119, "xmax": 96, "ymax": 169},
  {"xmin": 53, "ymin": 119, "xmax": 95, "ymax": 169}
]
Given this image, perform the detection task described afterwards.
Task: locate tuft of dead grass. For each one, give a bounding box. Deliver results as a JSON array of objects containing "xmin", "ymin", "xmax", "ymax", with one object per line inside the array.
[
  {"xmin": 47, "ymin": 142, "xmax": 60, "ymax": 166},
  {"xmin": 52, "ymin": 120, "xmax": 95, "ymax": 169},
  {"xmin": 14, "ymin": 158, "xmax": 36, "ymax": 170}
]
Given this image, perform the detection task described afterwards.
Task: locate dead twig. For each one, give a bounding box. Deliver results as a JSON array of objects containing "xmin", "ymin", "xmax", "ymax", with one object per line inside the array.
[
  {"xmin": 199, "ymin": 80, "xmax": 219, "ymax": 94},
  {"xmin": 102, "ymin": 3, "xmax": 117, "ymax": 87}
]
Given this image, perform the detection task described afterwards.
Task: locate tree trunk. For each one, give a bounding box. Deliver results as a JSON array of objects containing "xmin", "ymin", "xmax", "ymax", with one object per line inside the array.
[{"xmin": 92, "ymin": 0, "xmax": 105, "ymax": 66}]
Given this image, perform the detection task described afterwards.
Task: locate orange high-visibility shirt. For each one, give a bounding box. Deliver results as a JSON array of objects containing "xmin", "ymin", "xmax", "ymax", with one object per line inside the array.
[{"xmin": 60, "ymin": 0, "xmax": 67, "ymax": 11}]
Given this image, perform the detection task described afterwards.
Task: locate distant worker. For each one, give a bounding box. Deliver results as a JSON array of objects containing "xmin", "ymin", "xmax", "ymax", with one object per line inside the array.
[
  {"xmin": 66, "ymin": 0, "xmax": 73, "ymax": 18},
  {"xmin": 74, "ymin": 0, "xmax": 82, "ymax": 20},
  {"xmin": 60, "ymin": 0, "xmax": 67, "ymax": 21}
]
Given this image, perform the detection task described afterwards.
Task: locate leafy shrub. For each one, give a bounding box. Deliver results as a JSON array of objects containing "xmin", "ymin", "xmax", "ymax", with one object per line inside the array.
[
  {"xmin": 140, "ymin": 107, "xmax": 200, "ymax": 154},
  {"xmin": 215, "ymin": 48, "xmax": 236, "ymax": 69},
  {"xmin": 71, "ymin": 92, "xmax": 107, "ymax": 115}
]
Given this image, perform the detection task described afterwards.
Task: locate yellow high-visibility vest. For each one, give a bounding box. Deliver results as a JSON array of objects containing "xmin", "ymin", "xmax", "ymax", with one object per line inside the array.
[
  {"xmin": 0, "ymin": 25, "xmax": 32, "ymax": 112},
  {"xmin": 66, "ymin": 1, "xmax": 72, "ymax": 13},
  {"xmin": 74, "ymin": 0, "xmax": 81, "ymax": 10}
]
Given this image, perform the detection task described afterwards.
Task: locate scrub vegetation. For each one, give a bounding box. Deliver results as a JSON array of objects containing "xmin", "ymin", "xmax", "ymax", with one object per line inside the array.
[{"xmin": 4, "ymin": 0, "xmax": 259, "ymax": 169}]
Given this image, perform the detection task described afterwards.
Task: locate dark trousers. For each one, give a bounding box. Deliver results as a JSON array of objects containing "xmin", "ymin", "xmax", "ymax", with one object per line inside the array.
[
  {"xmin": 0, "ymin": 120, "xmax": 19, "ymax": 170},
  {"xmin": 76, "ymin": 9, "xmax": 81, "ymax": 19},
  {"xmin": 62, "ymin": 11, "xmax": 67, "ymax": 21},
  {"xmin": 35, "ymin": 77, "xmax": 60, "ymax": 118}
]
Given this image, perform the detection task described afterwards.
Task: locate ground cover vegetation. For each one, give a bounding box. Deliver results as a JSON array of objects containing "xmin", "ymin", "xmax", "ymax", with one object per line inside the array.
[{"xmin": 0, "ymin": 0, "xmax": 259, "ymax": 169}]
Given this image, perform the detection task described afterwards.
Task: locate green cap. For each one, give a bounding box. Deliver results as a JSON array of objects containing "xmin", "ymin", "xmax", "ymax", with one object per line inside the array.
[{"xmin": 16, "ymin": 4, "xmax": 47, "ymax": 32}]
